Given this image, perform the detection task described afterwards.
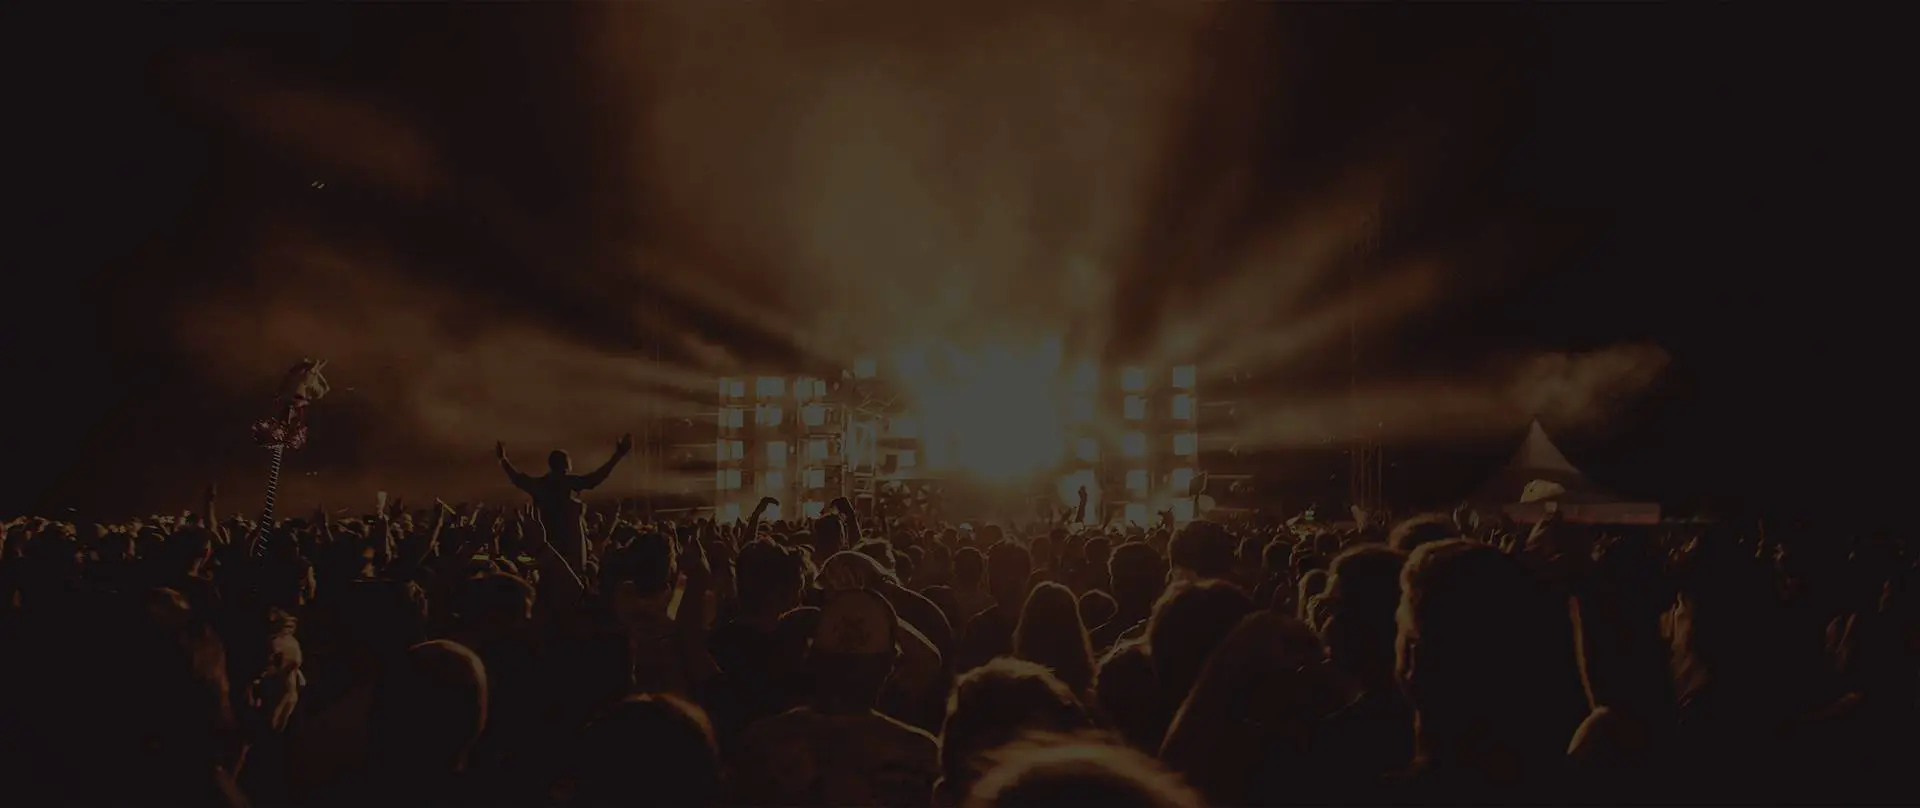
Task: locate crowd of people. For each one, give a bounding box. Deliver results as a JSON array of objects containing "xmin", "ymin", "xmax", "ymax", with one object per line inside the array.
[{"xmin": 0, "ymin": 436, "xmax": 1915, "ymax": 807}]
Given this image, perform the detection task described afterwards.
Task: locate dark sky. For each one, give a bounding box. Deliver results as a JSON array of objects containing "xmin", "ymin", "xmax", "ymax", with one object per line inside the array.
[{"xmin": 6, "ymin": 5, "xmax": 1909, "ymax": 526}]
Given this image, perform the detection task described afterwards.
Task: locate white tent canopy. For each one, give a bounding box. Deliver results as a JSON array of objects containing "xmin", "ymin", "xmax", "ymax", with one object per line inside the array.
[{"xmin": 1477, "ymin": 419, "xmax": 1660, "ymax": 524}]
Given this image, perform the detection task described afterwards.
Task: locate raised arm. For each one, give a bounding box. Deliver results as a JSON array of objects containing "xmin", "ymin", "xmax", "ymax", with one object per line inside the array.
[
  {"xmin": 573, "ymin": 433, "xmax": 634, "ymax": 491},
  {"xmin": 496, "ymin": 442, "xmax": 536, "ymax": 492}
]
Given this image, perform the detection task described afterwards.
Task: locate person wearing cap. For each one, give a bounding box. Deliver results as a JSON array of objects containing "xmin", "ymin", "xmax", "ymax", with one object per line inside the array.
[{"xmin": 728, "ymin": 588, "xmax": 938, "ymax": 807}]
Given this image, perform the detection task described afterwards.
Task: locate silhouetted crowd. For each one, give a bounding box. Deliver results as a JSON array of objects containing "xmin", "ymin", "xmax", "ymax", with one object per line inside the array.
[{"xmin": 1, "ymin": 470, "xmax": 1916, "ymax": 806}]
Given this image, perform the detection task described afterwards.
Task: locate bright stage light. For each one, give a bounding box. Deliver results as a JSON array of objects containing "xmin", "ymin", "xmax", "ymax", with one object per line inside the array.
[
  {"xmin": 854, "ymin": 358, "xmax": 877, "ymax": 378},
  {"xmin": 803, "ymin": 500, "xmax": 824, "ymax": 518},
  {"xmin": 767, "ymin": 441, "xmax": 788, "ymax": 467},
  {"xmin": 756, "ymin": 376, "xmax": 785, "ymax": 398},
  {"xmin": 802, "ymin": 403, "xmax": 828, "ymax": 427},
  {"xmin": 1067, "ymin": 395, "xmax": 1094, "ymax": 424},
  {"xmin": 1072, "ymin": 360, "xmax": 1098, "ymax": 391},
  {"xmin": 1122, "ymin": 367, "xmax": 1147, "ymax": 393},
  {"xmin": 720, "ymin": 469, "xmax": 742, "ymax": 490},
  {"xmin": 1172, "ymin": 499, "xmax": 1194, "ymax": 522},
  {"xmin": 1172, "ymin": 394, "xmax": 1193, "ymax": 420},
  {"xmin": 763, "ymin": 502, "xmax": 782, "ymax": 521},
  {"xmin": 1122, "ymin": 432, "xmax": 1146, "ymax": 457},
  {"xmin": 764, "ymin": 470, "xmax": 785, "ymax": 490},
  {"xmin": 1173, "ymin": 432, "xmax": 1197, "ymax": 456},
  {"xmin": 1127, "ymin": 468, "xmax": 1148, "ymax": 494},
  {"xmin": 756, "ymin": 405, "xmax": 782, "ymax": 427},
  {"xmin": 805, "ymin": 467, "xmax": 825, "ymax": 487},
  {"xmin": 892, "ymin": 339, "xmax": 1072, "ymax": 482},
  {"xmin": 807, "ymin": 438, "xmax": 829, "ymax": 461},
  {"xmin": 796, "ymin": 377, "xmax": 822, "ymax": 402},
  {"xmin": 1124, "ymin": 395, "xmax": 1145, "ymax": 420},
  {"xmin": 721, "ymin": 408, "xmax": 745, "ymax": 429},
  {"xmin": 720, "ymin": 502, "xmax": 741, "ymax": 522},
  {"xmin": 1172, "ymin": 365, "xmax": 1196, "ymax": 390},
  {"xmin": 1171, "ymin": 467, "xmax": 1194, "ymax": 492},
  {"xmin": 897, "ymin": 449, "xmax": 918, "ymax": 468}
]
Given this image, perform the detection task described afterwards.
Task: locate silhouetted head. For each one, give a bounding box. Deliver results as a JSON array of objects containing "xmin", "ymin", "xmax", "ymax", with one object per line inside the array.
[
  {"xmin": 1397, "ymin": 539, "xmax": 1585, "ymax": 762},
  {"xmin": 939, "ymin": 660, "xmax": 1093, "ymax": 802},
  {"xmin": 1014, "ymin": 582, "xmax": 1097, "ymax": 694},
  {"xmin": 965, "ymin": 737, "xmax": 1202, "ymax": 808},
  {"xmin": 369, "ymin": 640, "xmax": 488, "ymax": 776},
  {"xmin": 806, "ymin": 588, "xmax": 901, "ymax": 710},
  {"xmin": 1147, "ymin": 580, "xmax": 1256, "ymax": 702},
  {"xmin": 1389, "ymin": 514, "xmax": 1458, "ymax": 555},
  {"xmin": 572, "ymin": 694, "xmax": 721, "ymax": 808},
  {"xmin": 548, "ymin": 450, "xmax": 571, "ymax": 475}
]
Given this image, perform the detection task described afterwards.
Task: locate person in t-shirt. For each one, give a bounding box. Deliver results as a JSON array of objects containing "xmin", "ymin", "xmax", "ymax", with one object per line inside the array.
[
  {"xmin": 496, "ymin": 435, "xmax": 631, "ymax": 572},
  {"xmin": 727, "ymin": 588, "xmax": 939, "ymax": 807}
]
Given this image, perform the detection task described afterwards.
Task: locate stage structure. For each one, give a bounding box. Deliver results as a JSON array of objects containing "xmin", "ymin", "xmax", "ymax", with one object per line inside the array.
[{"xmin": 705, "ymin": 354, "xmax": 1209, "ymax": 527}]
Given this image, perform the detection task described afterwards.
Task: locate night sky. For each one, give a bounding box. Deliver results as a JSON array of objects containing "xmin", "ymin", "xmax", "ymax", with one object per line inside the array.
[{"xmin": 6, "ymin": 5, "xmax": 1907, "ymax": 528}]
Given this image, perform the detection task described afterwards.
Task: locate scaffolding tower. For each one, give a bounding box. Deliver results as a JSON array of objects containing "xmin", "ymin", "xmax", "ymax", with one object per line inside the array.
[{"xmin": 1348, "ymin": 208, "xmax": 1385, "ymax": 519}]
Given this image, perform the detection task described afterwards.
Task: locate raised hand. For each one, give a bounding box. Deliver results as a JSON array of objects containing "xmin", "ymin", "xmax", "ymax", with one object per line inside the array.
[
  {"xmin": 615, "ymin": 433, "xmax": 634, "ymax": 455},
  {"xmin": 495, "ymin": 441, "xmax": 507, "ymax": 461}
]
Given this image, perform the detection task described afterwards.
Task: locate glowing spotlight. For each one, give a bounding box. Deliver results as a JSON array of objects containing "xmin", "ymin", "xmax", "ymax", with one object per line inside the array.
[
  {"xmin": 1124, "ymin": 395, "xmax": 1146, "ymax": 420},
  {"xmin": 767, "ymin": 441, "xmax": 788, "ymax": 467},
  {"xmin": 1172, "ymin": 365, "xmax": 1197, "ymax": 390},
  {"xmin": 805, "ymin": 467, "xmax": 825, "ymax": 487},
  {"xmin": 1122, "ymin": 431, "xmax": 1146, "ymax": 457},
  {"xmin": 1067, "ymin": 396, "xmax": 1095, "ymax": 424},
  {"xmin": 1172, "ymin": 499, "xmax": 1195, "ymax": 522},
  {"xmin": 1173, "ymin": 432, "xmax": 1198, "ymax": 456},
  {"xmin": 720, "ymin": 469, "xmax": 742, "ymax": 490},
  {"xmin": 721, "ymin": 408, "xmax": 745, "ymax": 429},
  {"xmin": 763, "ymin": 502, "xmax": 782, "ymax": 521},
  {"xmin": 720, "ymin": 502, "xmax": 741, "ymax": 522},
  {"xmin": 1172, "ymin": 394, "xmax": 1193, "ymax": 420},
  {"xmin": 796, "ymin": 377, "xmax": 821, "ymax": 402},
  {"xmin": 807, "ymin": 438, "xmax": 830, "ymax": 461},
  {"xmin": 803, "ymin": 500, "xmax": 824, "ymax": 518},
  {"xmin": 756, "ymin": 376, "xmax": 785, "ymax": 398},
  {"xmin": 1072, "ymin": 360, "xmax": 1098, "ymax": 391},
  {"xmin": 764, "ymin": 470, "xmax": 785, "ymax": 491},
  {"xmin": 854, "ymin": 358, "xmax": 877, "ymax": 378},
  {"xmin": 1122, "ymin": 367, "xmax": 1147, "ymax": 393},
  {"xmin": 1171, "ymin": 467, "xmax": 1194, "ymax": 492},
  {"xmin": 756, "ymin": 405, "xmax": 782, "ymax": 427},
  {"xmin": 802, "ymin": 403, "xmax": 828, "ymax": 427},
  {"xmin": 1127, "ymin": 468, "xmax": 1148, "ymax": 494}
]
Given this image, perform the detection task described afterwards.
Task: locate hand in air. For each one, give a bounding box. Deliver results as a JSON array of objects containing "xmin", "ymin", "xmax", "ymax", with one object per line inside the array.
[
  {"xmin": 615, "ymin": 433, "xmax": 634, "ymax": 454},
  {"xmin": 495, "ymin": 442, "xmax": 507, "ymax": 461}
]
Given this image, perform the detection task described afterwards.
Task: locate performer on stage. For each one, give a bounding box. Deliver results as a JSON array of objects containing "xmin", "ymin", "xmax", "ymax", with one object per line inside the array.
[{"xmin": 496, "ymin": 434, "xmax": 632, "ymax": 572}]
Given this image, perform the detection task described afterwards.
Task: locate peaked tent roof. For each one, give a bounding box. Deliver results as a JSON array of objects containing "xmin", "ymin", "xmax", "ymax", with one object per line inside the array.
[
  {"xmin": 1475, "ymin": 419, "xmax": 1616, "ymax": 504},
  {"xmin": 1510, "ymin": 418, "xmax": 1581, "ymax": 475}
]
